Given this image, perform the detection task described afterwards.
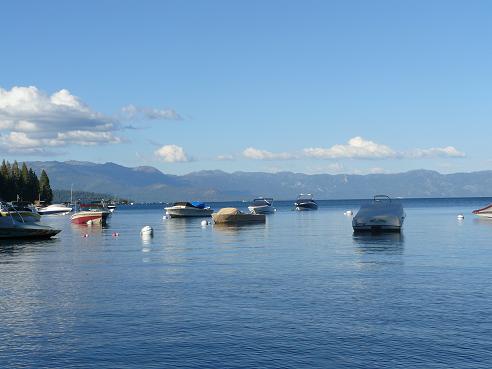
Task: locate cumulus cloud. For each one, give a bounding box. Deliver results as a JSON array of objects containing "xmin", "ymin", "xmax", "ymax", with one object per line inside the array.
[
  {"xmin": 406, "ymin": 146, "xmax": 465, "ymax": 158},
  {"xmin": 154, "ymin": 144, "xmax": 189, "ymax": 163},
  {"xmin": 304, "ymin": 137, "xmax": 465, "ymax": 160},
  {"xmin": 217, "ymin": 154, "xmax": 235, "ymax": 161},
  {"xmin": 304, "ymin": 137, "xmax": 397, "ymax": 159},
  {"xmin": 0, "ymin": 85, "xmax": 122, "ymax": 154},
  {"xmin": 243, "ymin": 147, "xmax": 296, "ymax": 160},
  {"xmin": 122, "ymin": 104, "xmax": 182, "ymax": 121}
]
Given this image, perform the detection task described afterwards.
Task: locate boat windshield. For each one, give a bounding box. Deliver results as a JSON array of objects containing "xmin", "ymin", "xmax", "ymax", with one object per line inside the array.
[
  {"xmin": 297, "ymin": 194, "xmax": 313, "ymax": 201},
  {"xmin": 252, "ymin": 198, "xmax": 273, "ymax": 206}
]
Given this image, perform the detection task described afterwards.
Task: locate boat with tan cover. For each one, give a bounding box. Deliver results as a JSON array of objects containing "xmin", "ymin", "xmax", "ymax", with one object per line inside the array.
[{"xmin": 212, "ymin": 207, "xmax": 266, "ymax": 225}]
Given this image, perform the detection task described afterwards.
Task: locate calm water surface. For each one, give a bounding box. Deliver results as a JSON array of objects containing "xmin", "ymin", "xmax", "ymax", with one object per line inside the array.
[{"xmin": 1, "ymin": 198, "xmax": 492, "ymax": 368}]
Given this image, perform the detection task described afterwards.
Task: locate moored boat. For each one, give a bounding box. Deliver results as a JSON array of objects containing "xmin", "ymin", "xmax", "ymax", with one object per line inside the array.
[
  {"xmin": 165, "ymin": 202, "xmax": 213, "ymax": 218},
  {"xmin": 294, "ymin": 194, "xmax": 318, "ymax": 211},
  {"xmin": 71, "ymin": 201, "xmax": 111, "ymax": 225},
  {"xmin": 212, "ymin": 207, "xmax": 266, "ymax": 225},
  {"xmin": 472, "ymin": 204, "xmax": 492, "ymax": 218},
  {"xmin": 0, "ymin": 202, "xmax": 61, "ymax": 239},
  {"xmin": 37, "ymin": 203, "xmax": 73, "ymax": 215},
  {"xmin": 248, "ymin": 197, "xmax": 275, "ymax": 214},
  {"xmin": 352, "ymin": 195, "xmax": 405, "ymax": 233}
]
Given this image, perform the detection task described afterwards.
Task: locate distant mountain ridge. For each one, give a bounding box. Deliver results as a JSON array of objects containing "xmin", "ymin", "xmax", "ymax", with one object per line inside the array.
[{"xmin": 27, "ymin": 160, "xmax": 492, "ymax": 202}]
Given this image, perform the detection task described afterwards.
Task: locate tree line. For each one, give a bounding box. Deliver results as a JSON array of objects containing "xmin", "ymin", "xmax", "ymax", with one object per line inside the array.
[{"xmin": 0, "ymin": 160, "xmax": 53, "ymax": 203}]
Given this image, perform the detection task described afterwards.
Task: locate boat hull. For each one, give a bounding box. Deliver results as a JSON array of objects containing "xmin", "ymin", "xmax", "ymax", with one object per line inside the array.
[
  {"xmin": 165, "ymin": 207, "xmax": 213, "ymax": 218},
  {"xmin": 295, "ymin": 203, "xmax": 318, "ymax": 211},
  {"xmin": 248, "ymin": 205, "xmax": 275, "ymax": 214},
  {"xmin": 0, "ymin": 223, "xmax": 61, "ymax": 239},
  {"xmin": 71, "ymin": 211, "xmax": 110, "ymax": 225}
]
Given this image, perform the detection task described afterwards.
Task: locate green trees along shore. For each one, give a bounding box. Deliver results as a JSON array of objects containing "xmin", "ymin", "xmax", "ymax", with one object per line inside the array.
[{"xmin": 0, "ymin": 160, "xmax": 53, "ymax": 203}]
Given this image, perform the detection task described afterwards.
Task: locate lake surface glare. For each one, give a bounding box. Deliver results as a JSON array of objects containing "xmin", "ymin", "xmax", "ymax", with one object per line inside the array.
[{"xmin": 1, "ymin": 198, "xmax": 492, "ymax": 368}]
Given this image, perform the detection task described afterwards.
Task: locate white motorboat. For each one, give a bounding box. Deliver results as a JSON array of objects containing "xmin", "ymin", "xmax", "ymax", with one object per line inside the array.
[
  {"xmin": 165, "ymin": 202, "xmax": 213, "ymax": 218},
  {"xmin": 248, "ymin": 197, "xmax": 275, "ymax": 214},
  {"xmin": 472, "ymin": 204, "xmax": 492, "ymax": 218},
  {"xmin": 37, "ymin": 203, "xmax": 73, "ymax": 215},
  {"xmin": 0, "ymin": 202, "xmax": 61, "ymax": 239},
  {"xmin": 352, "ymin": 195, "xmax": 405, "ymax": 233},
  {"xmin": 294, "ymin": 194, "xmax": 318, "ymax": 211}
]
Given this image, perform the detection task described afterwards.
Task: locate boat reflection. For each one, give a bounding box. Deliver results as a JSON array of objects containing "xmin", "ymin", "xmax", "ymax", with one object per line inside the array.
[
  {"xmin": 352, "ymin": 232, "xmax": 404, "ymax": 254},
  {"xmin": 0, "ymin": 238, "xmax": 59, "ymax": 256}
]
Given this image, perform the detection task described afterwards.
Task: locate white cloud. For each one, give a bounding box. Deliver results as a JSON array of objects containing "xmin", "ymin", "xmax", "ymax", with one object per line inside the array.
[
  {"xmin": 304, "ymin": 137, "xmax": 397, "ymax": 159},
  {"xmin": 0, "ymin": 85, "xmax": 122, "ymax": 154},
  {"xmin": 154, "ymin": 144, "xmax": 189, "ymax": 163},
  {"xmin": 304, "ymin": 137, "xmax": 465, "ymax": 160},
  {"xmin": 217, "ymin": 154, "xmax": 235, "ymax": 161},
  {"xmin": 243, "ymin": 147, "xmax": 296, "ymax": 160},
  {"xmin": 406, "ymin": 146, "xmax": 465, "ymax": 158},
  {"xmin": 122, "ymin": 104, "xmax": 182, "ymax": 121}
]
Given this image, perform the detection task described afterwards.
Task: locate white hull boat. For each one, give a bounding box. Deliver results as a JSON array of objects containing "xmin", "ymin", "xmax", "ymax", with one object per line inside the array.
[
  {"xmin": 248, "ymin": 197, "xmax": 275, "ymax": 214},
  {"xmin": 294, "ymin": 194, "xmax": 318, "ymax": 211},
  {"xmin": 165, "ymin": 202, "xmax": 213, "ymax": 218},
  {"xmin": 38, "ymin": 203, "xmax": 73, "ymax": 215},
  {"xmin": 473, "ymin": 204, "xmax": 492, "ymax": 218},
  {"xmin": 352, "ymin": 195, "xmax": 405, "ymax": 233}
]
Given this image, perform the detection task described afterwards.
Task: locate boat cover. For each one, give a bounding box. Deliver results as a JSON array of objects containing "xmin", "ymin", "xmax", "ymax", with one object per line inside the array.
[
  {"xmin": 212, "ymin": 208, "xmax": 265, "ymax": 224},
  {"xmin": 191, "ymin": 201, "xmax": 206, "ymax": 209}
]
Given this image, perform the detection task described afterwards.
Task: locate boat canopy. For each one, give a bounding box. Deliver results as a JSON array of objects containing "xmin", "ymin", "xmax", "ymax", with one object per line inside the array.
[
  {"xmin": 172, "ymin": 201, "xmax": 207, "ymax": 209},
  {"xmin": 297, "ymin": 193, "xmax": 313, "ymax": 200}
]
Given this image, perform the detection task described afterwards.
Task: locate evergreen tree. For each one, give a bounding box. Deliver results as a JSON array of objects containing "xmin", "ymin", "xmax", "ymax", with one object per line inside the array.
[
  {"xmin": 11, "ymin": 161, "xmax": 21, "ymax": 200},
  {"xmin": 20, "ymin": 162, "xmax": 30, "ymax": 201},
  {"xmin": 39, "ymin": 169, "xmax": 53, "ymax": 203},
  {"xmin": 29, "ymin": 168, "xmax": 40, "ymax": 202}
]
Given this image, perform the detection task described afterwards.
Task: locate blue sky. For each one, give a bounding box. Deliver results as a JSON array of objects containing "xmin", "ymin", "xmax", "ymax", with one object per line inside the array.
[{"xmin": 0, "ymin": 0, "xmax": 490, "ymax": 175}]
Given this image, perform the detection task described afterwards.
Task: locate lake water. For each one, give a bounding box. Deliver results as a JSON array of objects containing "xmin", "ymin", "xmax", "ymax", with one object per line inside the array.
[{"xmin": 1, "ymin": 198, "xmax": 492, "ymax": 368}]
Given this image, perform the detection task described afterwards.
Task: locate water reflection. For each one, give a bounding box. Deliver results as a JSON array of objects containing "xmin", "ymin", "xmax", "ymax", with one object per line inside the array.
[
  {"xmin": 473, "ymin": 217, "xmax": 492, "ymax": 227},
  {"xmin": 352, "ymin": 232, "xmax": 405, "ymax": 254},
  {"xmin": 0, "ymin": 238, "xmax": 58, "ymax": 257}
]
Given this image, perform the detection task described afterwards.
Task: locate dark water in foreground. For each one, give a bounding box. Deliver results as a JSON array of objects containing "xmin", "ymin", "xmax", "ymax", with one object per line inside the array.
[{"xmin": 1, "ymin": 198, "xmax": 492, "ymax": 368}]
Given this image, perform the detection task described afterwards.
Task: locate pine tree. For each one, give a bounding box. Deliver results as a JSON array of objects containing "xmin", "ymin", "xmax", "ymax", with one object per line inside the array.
[
  {"xmin": 29, "ymin": 169, "xmax": 40, "ymax": 202},
  {"xmin": 20, "ymin": 162, "xmax": 30, "ymax": 201},
  {"xmin": 39, "ymin": 169, "xmax": 53, "ymax": 203},
  {"xmin": 11, "ymin": 161, "xmax": 21, "ymax": 201}
]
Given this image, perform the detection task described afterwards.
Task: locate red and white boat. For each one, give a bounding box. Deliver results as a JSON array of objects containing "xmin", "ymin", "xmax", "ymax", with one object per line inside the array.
[
  {"xmin": 71, "ymin": 202, "xmax": 111, "ymax": 225},
  {"xmin": 472, "ymin": 204, "xmax": 492, "ymax": 218}
]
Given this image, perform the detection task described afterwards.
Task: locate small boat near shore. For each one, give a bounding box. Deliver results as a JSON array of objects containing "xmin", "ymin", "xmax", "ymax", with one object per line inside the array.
[
  {"xmin": 165, "ymin": 202, "xmax": 213, "ymax": 218},
  {"xmin": 294, "ymin": 194, "xmax": 318, "ymax": 211},
  {"xmin": 71, "ymin": 201, "xmax": 111, "ymax": 225},
  {"xmin": 0, "ymin": 202, "xmax": 60, "ymax": 239},
  {"xmin": 37, "ymin": 203, "xmax": 73, "ymax": 215},
  {"xmin": 352, "ymin": 195, "xmax": 405, "ymax": 233},
  {"xmin": 212, "ymin": 207, "xmax": 266, "ymax": 225},
  {"xmin": 472, "ymin": 204, "xmax": 492, "ymax": 218},
  {"xmin": 248, "ymin": 197, "xmax": 275, "ymax": 214}
]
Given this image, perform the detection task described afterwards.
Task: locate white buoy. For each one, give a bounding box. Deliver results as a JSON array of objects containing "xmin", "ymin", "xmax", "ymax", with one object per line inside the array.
[
  {"xmin": 86, "ymin": 220, "xmax": 93, "ymax": 225},
  {"xmin": 201, "ymin": 220, "xmax": 210, "ymax": 227},
  {"xmin": 344, "ymin": 210, "xmax": 353, "ymax": 216},
  {"xmin": 140, "ymin": 226, "xmax": 153, "ymax": 236},
  {"xmin": 457, "ymin": 214, "xmax": 464, "ymax": 220}
]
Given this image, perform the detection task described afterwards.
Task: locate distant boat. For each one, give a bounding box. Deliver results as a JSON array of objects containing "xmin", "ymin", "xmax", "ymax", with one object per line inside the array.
[
  {"xmin": 0, "ymin": 202, "xmax": 61, "ymax": 239},
  {"xmin": 294, "ymin": 194, "xmax": 318, "ymax": 211},
  {"xmin": 352, "ymin": 195, "xmax": 405, "ymax": 233},
  {"xmin": 248, "ymin": 197, "xmax": 275, "ymax": 214},
  {"xmin": 37, "ymin": 203, "xmax": 72, "ymax": 215},
  {"xmin": 472, "ymin": 204, "xmax": 492, "ymax": 218},
  {"xmin": 164, "ymin": 202, "xmax": 213, "ymax": 218},
  {"xmin": 71, "ymin": 201, "xmax": 111, "ymax": 225},
  {"xmin": 212, "ymin": 207, "xmax": 266, "ymax": 225}
]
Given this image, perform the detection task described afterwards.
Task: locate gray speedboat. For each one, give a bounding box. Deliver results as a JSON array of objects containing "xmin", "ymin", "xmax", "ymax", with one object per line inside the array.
[{"xmin": 0, "ymin": 202, "xmax": 61, "ymax": 239}]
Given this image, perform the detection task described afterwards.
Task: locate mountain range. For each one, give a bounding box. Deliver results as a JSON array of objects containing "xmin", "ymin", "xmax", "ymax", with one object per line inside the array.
[{"xmin": 27, "ymin": 160, "xmax": 492, "ymax": 202}]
